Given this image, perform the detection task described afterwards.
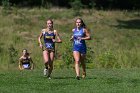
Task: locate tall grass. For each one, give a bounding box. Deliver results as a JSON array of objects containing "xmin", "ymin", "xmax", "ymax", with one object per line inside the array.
[{"xmin": 0, "ymin": 7, "xmax": 139, "ymax": 70}]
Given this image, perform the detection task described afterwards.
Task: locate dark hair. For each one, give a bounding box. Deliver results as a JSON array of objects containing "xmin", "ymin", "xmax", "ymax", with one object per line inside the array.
[
  {"xmin": 22, "ymin": 49, "xmax": 30, "ymax": 56},
  {"xmin": 22, "ymin": 49, "xmax": 27, "ymax": 52},
  {"xmin": 75, "ymin": 18, "xmax": 86, "ymax": 28}
]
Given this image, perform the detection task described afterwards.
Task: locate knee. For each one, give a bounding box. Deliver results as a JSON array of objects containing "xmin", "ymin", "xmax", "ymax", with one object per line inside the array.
[{"xmin": 75, "ymin": 61, "xmax": 80, "ymax": 64}]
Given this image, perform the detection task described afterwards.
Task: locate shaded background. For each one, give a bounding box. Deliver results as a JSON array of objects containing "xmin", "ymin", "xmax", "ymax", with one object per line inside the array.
[{"xmin": 0, "ymin": 0, "xmax": 140, "ymax": 9}]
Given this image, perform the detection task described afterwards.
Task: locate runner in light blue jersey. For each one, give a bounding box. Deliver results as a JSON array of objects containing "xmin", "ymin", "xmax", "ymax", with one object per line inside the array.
[
  {"xmin": 70, "ymin": 18, "xmax": 91, "ymax": 80},
  {"xmin": 73, "ymin": 27, "xmax": 87, "ymax": 54}
]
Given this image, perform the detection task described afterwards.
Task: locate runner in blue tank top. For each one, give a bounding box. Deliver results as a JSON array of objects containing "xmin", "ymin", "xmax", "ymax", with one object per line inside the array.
[
  {"xmin": 73, "ymin": 27, "xmax": 86, "ymax": 54},
  {"xmin": 70, "ymin": 18, "xmax": 91, "ymax": 80},
  {"xmin": 38, "ymin": 19, "xmax": 62, "ymax": 79},
  {"xmin": 43, "ymin": 29, "xmax": 55, "ymax": 51}
]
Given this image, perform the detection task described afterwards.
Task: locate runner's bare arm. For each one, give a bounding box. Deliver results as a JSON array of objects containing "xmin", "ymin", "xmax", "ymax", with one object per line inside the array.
[
  {"xmin": 81, "ymin": 29, "xmax": 91, "ymax": 40},
  {"xmin": 70, "ymin": 29, "xmax": 74, "ymax": 41},
  {"xmin": 18, "ymin": 57, "xmax": 23, "ymax": 70},
  {"xmin": 54, "ymin": 30, "xmax": 62, "ymax": 43},
  {"xmin": 38, "ymin": 32, "xmax": 43, "ymax": 48}
]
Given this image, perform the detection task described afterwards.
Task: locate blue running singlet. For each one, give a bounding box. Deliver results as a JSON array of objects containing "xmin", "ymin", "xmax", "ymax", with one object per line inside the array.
[
  {"xmin": 73, "ymin": 27, "xmax": 86, "ymax": 54},
  {"xmin": 42, "ymin": 29, "xmax": 55, "ymax": 50}
]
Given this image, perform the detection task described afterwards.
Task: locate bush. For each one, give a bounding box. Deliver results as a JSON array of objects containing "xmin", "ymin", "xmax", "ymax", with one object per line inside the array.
[
  {"xmin": 8, "ymin": 44, "xmax": 18, "ymax": 64},
  {"xmin": 98, "ymin": 50, "xmax": 117, "ymax": 68},
  {"xmin": 85, "ymin": 46, "xmax": 94, "ymax": 63},
  {"xmin": 54, "ymin": 60, "xmax": 65, "ymax": 69},
  {"xmin": 70, "ymin": 0, "xmax": 83, "ymax": 16},
  {"xmin": 2, "ymin": 0, "xmax": 10, "ymax": 10},
  {"xmin": 62, "ymin": 41, "xmax": 73, "ymax": 68}
]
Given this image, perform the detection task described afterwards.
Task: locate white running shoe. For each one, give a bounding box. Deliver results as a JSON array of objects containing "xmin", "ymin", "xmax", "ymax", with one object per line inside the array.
[
  {"xmin": 48, "ymin": 77, "xmax": 51, "ymax": 79},
  {"xmin": 43, "ymin": 68, "xmax": 48, "ymax": 76}
]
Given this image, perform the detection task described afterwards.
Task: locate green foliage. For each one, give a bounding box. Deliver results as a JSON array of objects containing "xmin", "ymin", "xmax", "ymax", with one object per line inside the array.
[
  {"xmin": 0, "ymin": 46, "xmax": 3, "ymax": 54},
  {"xmin": 8, "ymin": 44, "xmax": 18, "ymax": 64},
  {"xmin": 70, "ymin": 0, "xmax": 83, "ymax": 16},
  {"xmin": 86, "ymin": 63, "xmax": 94, "ymax": 69},
  {"xmin": 1, "ymin": 0, "xmax": 140, "ymax": 9},
  {"xmin": 12, "ymin": 35, "xmax": 21, "ymax": 44},
  {"xmin": 87, "ymin": 1, "xmax": 96, "ymax": 15},
  {"xmin": 11, "ymin": 5, "xmax": 18, "ymax": 16},
  {"xmin": 62, "ymin": 41, "xmax": 73, "ymax": 68},
  {"xmin": 54, "ymin": 60, "xmax": 65, "ymax": 69},
  {"xmin": 13, "ymin": 14, "xmax": 31, "ymax": 25},
  {"xmin": 41, "ymin": 0, "xmax": 52, "ymax": 8},
  {"xmin": 118, "ymin": 49, "xmax": 140, "ymax": 68},
  {"xmin": 2, "ymin": 0, "xmax": 10, "ymax": 10},
  {"xmin": 89, "ymin": 1, "xmax": 96, "ymax": 9},
  {"xmin": 98, "ymin": 50, "xmax": 117, "ymax": 68},
  {"xmin": 85, "ymin": 47, "xmax": 94, "ymax": 63},
  {"xmin": 0, "ymin": 8, "xmax": 139, "ymax": 69},
  {"xmin": 1, "ymin": 0, "xmax": 11, "ymax": 15}
]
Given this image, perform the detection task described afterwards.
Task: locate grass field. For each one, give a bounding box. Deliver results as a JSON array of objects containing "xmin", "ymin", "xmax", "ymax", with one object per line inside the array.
[
  {"xmin": 0, "ymin": 7, "xmax": 140, "ymax": 69},
  {"xmin": 0, "ymin": 7, "xmax": 140, "ymax": 93},
  {"xmin": 0, "ymin": 68, "xmax": 140, "ymax": 93}
]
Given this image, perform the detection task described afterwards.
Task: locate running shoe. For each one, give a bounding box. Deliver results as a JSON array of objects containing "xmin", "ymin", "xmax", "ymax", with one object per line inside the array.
[
  {"xmin": 76, "ymin": 76, "xmax": 80, "ymax": 80},
  {"xmin": 43, "ymin": 68, "xmax": 48, "ymax": 76},
  {"xmin": 82, "ymin": 73, "xmax": 86, "ymax": 79},
  {"xmin": 48, "ymin": 76, "xmax": 51, "ymax": 79}
]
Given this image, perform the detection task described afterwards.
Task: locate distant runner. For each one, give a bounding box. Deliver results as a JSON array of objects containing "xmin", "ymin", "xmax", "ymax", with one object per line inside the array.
[{"xmin": 19, "ymin": 49, "xmax": 34, "ymax": 70}]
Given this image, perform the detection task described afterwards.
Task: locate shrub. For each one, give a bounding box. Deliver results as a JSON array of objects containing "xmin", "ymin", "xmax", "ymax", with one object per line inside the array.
[
  {"xmin": 8, "ymin": 44, "xmax": 18, "ymax": 64},
  {"xmin": 70, "ymin": 0, "xmax": 83, "ymax": 16},
  {"xmin": 98, "ymin": 50, "xmax": 117, "ymax": 68},
  {"xmin": 85, "ymin": 46, "xmax": 94, "ymax": 63},
  {"xmin": 62, "ymin": 41, "xmax": 73, "ymax": 68}
]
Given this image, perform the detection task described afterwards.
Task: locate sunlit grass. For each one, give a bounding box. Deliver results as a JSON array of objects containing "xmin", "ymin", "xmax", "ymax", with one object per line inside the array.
[
  {"xmin": 0, "ymin": 7, "xmax": 139, "ymax": 69},
  {"xmin": 0, "ymin": 69, "xmax": 140, "ymax": 93}
]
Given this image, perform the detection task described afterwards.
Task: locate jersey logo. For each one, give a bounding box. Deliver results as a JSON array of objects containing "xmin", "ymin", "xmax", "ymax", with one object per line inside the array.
[
  {"xmin": 45, "ymin": 36, "xmax": 54, "ymax": 39},
  {"xmin": 45, "ymin": 43, "xmax": 54, "ymax": 49}
]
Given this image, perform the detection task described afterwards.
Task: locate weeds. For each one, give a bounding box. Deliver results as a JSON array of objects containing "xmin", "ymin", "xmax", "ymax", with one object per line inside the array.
[
  {"xmin": 0, "ymin": 8, "xmax": 139, "ymax": 69},
  {"xmin": 8, "ymin": 44, "xmax": 18, "ymax": 64}
]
